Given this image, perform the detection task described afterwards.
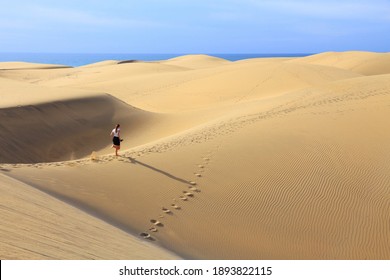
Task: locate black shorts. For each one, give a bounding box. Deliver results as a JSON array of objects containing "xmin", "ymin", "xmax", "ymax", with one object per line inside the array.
[{"xmin": 113, "ymin": 136, "xmax": 120, "ymax": 146}]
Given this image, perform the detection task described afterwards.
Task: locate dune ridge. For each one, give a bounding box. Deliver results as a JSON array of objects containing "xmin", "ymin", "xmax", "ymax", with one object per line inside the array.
[
  {"xmin": 0, "ymin": 61, "xmax": 71, "ymax": 70},
  {"xmin": 1, "ymin": 51, "xmax": 389, "ymax": 259},
  {"xmin": 292, "ymin": 51, "xmax": 390, "ymax": 75}
]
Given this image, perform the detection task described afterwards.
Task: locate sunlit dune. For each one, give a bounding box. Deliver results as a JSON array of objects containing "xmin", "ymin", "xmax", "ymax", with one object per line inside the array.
[{"xmin": 1, "ymin": 52, "xmax": 389, "ymax": 259}]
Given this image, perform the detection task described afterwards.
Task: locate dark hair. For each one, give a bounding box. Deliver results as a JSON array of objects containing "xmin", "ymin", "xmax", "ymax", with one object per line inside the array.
[{"xmin": 115, "ymin": 124, "xmax": 120, "ymax": 133}]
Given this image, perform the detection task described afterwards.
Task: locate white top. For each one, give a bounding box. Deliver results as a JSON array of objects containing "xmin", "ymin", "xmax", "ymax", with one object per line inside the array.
[{"xmin": 111, "ymin": 128, "xmax": 120, "ymax": 137}]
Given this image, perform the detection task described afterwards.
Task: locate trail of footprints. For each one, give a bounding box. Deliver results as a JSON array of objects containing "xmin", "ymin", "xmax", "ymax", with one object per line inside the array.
[{"xmin": 139, "ymin": 152, "xmax": 214, "ymax": 240}]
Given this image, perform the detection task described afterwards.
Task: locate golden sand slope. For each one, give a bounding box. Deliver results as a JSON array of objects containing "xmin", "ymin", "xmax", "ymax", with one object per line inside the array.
[
  {"xmin": 1, "ymin": 52, "xmax": 389, "ymax": 259},
  {"xmin": 0, "ymin": 173, "xmax": 178, "ymax": 259},
  {"xmin": 11, "ymin": 55, "xmax": 360, "ymax": 112},
  {"xmin": 0, "ymin": 77, "xmax": 161, "ymax": 163}
]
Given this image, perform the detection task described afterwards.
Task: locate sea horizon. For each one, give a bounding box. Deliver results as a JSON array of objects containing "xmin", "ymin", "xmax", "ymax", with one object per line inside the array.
[{"xmin": 0, "ymin": 52, "xmax": 313, "ymax": 67}]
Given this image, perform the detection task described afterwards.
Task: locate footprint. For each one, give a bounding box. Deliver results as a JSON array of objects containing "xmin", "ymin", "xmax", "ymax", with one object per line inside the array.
[
  {"xmin": 150, "ymin": 219, "xmax": 163, "ymax": 226},
  {"xmin": 189, "ymin": 181, "xmax": 197, "ymax": 185},
  {"xmin": 171, "ymin": 203, "xmax": 181, "ymax": 210},
  {"xmin": 149, "ymin": 227, "xmax": 158, "ymax": 232},
  {"xmin": 189, "ymin": 186, "xmax": 201, "ymax": 192},
  {"xmin": 179, "ymin": 196, "xmax": 188, "ymax": 201},
  {"xmin": 198, "ymin": 165, "xmax": 204, "ymax": 169},
  {"xmin": 140, "ymin": 232, "xmax": 151, "ymax": 239},
  {"xmin": 183, "ymin": 191, "xmax": 194, "ymax": 197},
  {"xmin": 194, "ymin": 173, "xmax": 202, "ymax": 177},
  {"xmin": 162, "ymin": 207, "xmax": 172, "ymax": 214}
]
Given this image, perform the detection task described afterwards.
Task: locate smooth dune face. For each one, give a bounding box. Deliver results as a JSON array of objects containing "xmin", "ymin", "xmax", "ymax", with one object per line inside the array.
[
  {"xmin": 1, "ymin": 52, "xmax": 389, "ymax": 259},
  {"xmin": 0, "ymin": 173, "xmax": 178, "ymax": 259}
]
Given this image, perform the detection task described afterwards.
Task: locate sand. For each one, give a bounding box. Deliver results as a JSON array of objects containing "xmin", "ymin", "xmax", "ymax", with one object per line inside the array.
[{"xmin": 0, "ymin": 51, "xmax": 389, "ymax": 259}]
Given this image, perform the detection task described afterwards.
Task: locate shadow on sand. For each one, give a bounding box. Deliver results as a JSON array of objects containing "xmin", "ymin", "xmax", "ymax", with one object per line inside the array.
[{"xmin": 125, "ymin": 156, "xmax": 191, "ymax": 185}]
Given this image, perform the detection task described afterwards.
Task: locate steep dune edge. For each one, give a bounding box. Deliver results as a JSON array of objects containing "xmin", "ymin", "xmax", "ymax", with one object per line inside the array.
[
  {"xmin": 0, "ymin": 94, "xmax": 157, "ymax": 164},
  {"xmin": 0, "ymin": 173, "xmax": 178, "ymax": 259},
  {"xmin": 0, "ymin": 77, "xmax": 158, "ymax": 163}
]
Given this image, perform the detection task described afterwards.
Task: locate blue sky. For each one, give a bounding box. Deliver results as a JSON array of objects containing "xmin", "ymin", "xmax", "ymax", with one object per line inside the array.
[{"xmin": 1, "ymin": 0, "xmax": 389, "ymax": 53}]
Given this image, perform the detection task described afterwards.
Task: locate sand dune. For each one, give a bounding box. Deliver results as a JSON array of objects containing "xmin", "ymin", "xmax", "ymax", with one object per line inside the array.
[
  {"xmin": 0, "ymin": 94, "xmax": 152, "ymax": 164},
  {"xmin": 0, "ymin": 173, "xmax": 178, "ymax": 259},
  {"xmin": 0, "ymin": 77, "xmax": 162, "ymax": 163},
  {"xmin": 292, "ymin": 51, "xmax": 390, "ymax": 75},
  {"xmin": 1, "ymin": 52, "xmax": 389, "ymax": 259},
  {"xmin": 163, "ymin": 54, "xmax": 230, "ymax": 69},
  {"xmin": 15, "ymin": 56, "xmax": 360, "ymax": 112},
  {"xmin": 0, "ymin": 61, "xmax": 71, "ymax": 70},
  {"xmin": 80, "ymin": 60, "xmax": 122, "ymax": 68}
]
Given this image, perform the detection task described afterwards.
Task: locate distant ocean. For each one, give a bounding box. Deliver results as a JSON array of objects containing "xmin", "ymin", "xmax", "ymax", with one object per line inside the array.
[{"xmin": 0, "ymin": 53, "xmax": 312, "ymax": 67}]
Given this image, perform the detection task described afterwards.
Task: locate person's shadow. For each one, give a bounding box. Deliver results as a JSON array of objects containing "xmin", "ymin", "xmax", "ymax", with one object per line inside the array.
[{"xmin": 125, "ymin": 156, "xmax": 191, "ymax": 185}]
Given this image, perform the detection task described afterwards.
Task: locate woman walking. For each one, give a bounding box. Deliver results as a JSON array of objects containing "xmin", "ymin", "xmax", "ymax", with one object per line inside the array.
[{"xmin": 110, "ymin": 124, "xmax": 122, "ymax": 156}]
